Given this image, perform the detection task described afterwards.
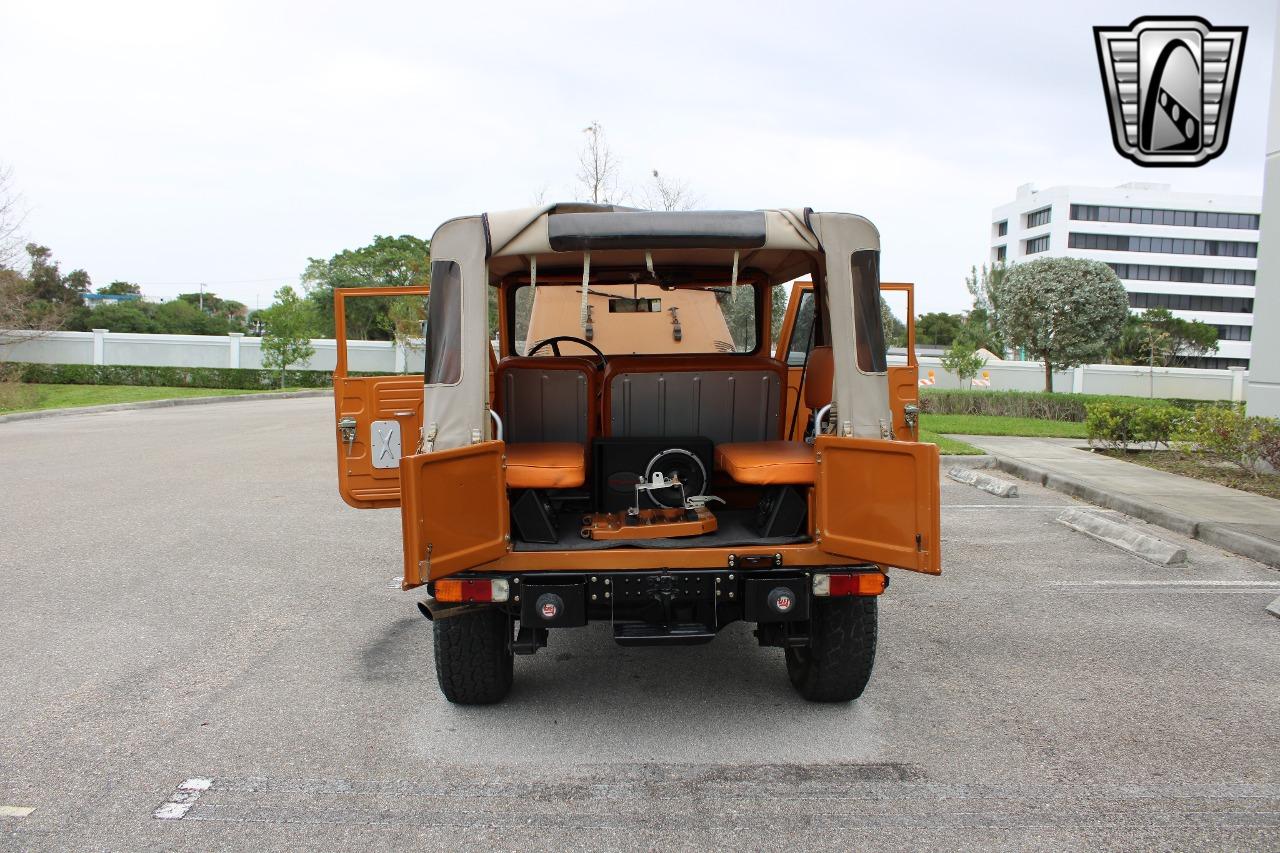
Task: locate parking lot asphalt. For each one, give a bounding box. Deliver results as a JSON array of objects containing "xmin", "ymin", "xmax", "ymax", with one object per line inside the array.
[{"xmin": 1, "ymin": 397, "xmax": 1278, "ymax": 851}]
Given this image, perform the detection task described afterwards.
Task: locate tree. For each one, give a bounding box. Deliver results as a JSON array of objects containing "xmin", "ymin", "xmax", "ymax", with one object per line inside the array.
[
  {"xmin": 0, "ymin": 164, "xmax": 26, "ymax": 271},
  {"xmin": 879, "ymin": 298, "xmax": 906, "ymax": 349},
  {"xmin": 302, "ymin": 235, "xmax": 431, "ymax": 339},
  {"xmin": 26, "ymin": 244, "xmax": 88, "ymax": 306},
  {"xmin": 964, "ymin": 262, "xmax": 1010, "ymax": 354},
  {"xmin": 1109, "ymin": 308, "xmax": 1219, "ymax": 367},
  {"xmin": 942, "ymin": 341, "xmax": 987, "ymax": 389},
  {"xmin": 260, "ymin": 286, "xmax": 317, "ymax": 386},
  {"xmin": 916, "ymin": 312, "xmax": 966, "ymax": 346},
  {"xmin": 97, "ymin": 281, "xmax": 141, "ymax": 295},
  {"xmin": 577, "ymin": 121, "xmax": 622, "ymax": 204},
  {"xmin": 1000, "ymin": 257, "xmax": 1130, "ymax": 392},
  {"xmin": 643, "ymin": 169, "xmax": 696, "ymax": 211}
]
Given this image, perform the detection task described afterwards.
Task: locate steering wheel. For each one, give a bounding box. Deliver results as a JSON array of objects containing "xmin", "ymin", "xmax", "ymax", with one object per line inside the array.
[{"xmin": 527, "ymin": 335, "xmax": 608, "ymax": 370}]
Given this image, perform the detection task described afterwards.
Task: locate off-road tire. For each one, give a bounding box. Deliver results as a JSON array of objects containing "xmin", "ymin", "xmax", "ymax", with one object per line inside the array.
[
  {"xmin": 785, "ymin": 596, "xmax": 877, "ymax": 702},
  {"xmin": 433, "ymin": 608, "xmax": 514, "ymax": 704}
]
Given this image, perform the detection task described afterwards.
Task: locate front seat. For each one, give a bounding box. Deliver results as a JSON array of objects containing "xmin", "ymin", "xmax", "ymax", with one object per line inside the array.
[{"xmin": 713, "ymin": 346, "xmax": 833, "ymax": 486}]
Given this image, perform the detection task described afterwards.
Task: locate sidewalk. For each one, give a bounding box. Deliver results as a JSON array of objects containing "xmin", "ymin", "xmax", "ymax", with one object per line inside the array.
[{"xmin": 953, "ymin": 435, "xmax": 1280, "ymax": 569}]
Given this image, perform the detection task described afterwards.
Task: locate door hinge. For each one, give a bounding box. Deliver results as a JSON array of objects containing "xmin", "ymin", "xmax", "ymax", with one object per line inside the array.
[{"xmin": 916, "ymin": 533, "xmax": 923, "ymax": 552}]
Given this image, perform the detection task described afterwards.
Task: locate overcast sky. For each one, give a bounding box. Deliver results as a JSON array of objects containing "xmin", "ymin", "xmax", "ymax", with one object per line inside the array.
[{"xmin": 1, "ymin": 0, "xmax": 1275, "ymax": 314}]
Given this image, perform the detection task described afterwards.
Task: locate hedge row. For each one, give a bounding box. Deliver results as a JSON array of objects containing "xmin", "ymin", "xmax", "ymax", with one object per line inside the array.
[
  {"xmin": 919, "ymin": 389, "xmax": 1220, "ymax": 422},
  {"xmin": 11, "ymin": 363, "xmax": 386, "ymax": 389}
]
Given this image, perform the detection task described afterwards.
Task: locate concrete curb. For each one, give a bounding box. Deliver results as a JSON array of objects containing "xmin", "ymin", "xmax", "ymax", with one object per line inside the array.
[
  {"xmin": 987, "ymin": 454, "xmax": 1280, "ymax": 569},
  {"xmin": 948, "ymin": 467, "xmax": 1019, "ymax": 497},
  {"xmin": 1267, "ymin": 597, "xmax": 1280, "ymax": 619},
  {"xmin": 1056, "ymin": 507, "xmax": 1188, "ymax": 566},
  {"xmin": 941, "ymin": 454, "xmax": 996, "ymax": 469},
  {"xmin": 0, "ymin": 389, "xmax": 333, "ymax": 424}
]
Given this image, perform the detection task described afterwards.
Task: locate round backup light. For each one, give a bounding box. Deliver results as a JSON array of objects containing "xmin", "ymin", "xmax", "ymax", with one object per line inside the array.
[{"xmin": 768, "ymin": 587, "xmax": 795, "ymax": 614}]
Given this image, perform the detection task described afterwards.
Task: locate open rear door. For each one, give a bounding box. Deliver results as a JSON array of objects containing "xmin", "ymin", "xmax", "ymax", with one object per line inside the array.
[
  {"xmin": 333, "ymin": 286, "xmax": 431, "ymax": 509},
  {"xmin": 814, "ymin": 436, "xmax": 941, "ymax": 574},
  {"xmin": 773, "ymin": 281, "xmax": 817, "ymax": 439},
  {"xmin": 399, "ymin": 441, "xmax": 510, "ymax": 586},
  {"xmin": 881, "ymin": 282, "xmax": 920, "ymax": 442}
]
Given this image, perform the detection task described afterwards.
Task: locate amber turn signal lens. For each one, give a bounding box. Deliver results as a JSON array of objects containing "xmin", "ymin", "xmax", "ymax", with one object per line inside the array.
[
  {"xmin": 433, "ymin": 579, "xmax": 509, "ymax": 603},
  {"xmin": 812, "ymin": 572, "xmax": 885, "ymax": 597}
]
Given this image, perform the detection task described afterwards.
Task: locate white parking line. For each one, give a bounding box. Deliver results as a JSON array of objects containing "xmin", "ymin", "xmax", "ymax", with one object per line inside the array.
[
  {"xmin": 0, "ymin": 806, "xmax": 34, "ymax": 818},
  {"xmin": 153, "ymin": 778, "xmax": 213, "ymax": 820}
]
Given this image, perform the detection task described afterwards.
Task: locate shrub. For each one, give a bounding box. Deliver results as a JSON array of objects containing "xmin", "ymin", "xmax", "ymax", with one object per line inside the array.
[
  {"xmin": 1086, "ymin": 401, "xmax": 1185, "ymax": 450},
  {"xmin": 12, "ymin": 362, "xmax": 370, "ymax": 390},
  {"xmin": 1175, "ymin": 406, "xmax": 1280, "ymax": 476},
  {"xmin": 921, "ymin": 389, "xmax": 1215, "ymax": 423}
]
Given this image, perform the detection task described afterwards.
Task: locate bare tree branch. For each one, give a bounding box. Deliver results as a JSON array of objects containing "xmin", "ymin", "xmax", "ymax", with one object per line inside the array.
[
  {"xmin": 642, "ymin": 169, "xmax": 698, "ymax": 211},
  {"xmin": 0, "ymin": 164, "xmax": 29, "ymax": 272},
  {"xmin": 576, "ymin": 121, "xmax": 622, "ymax": 204}
]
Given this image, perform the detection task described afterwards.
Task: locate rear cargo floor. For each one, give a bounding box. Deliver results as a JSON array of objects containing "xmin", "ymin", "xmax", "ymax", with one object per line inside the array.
[{"xmin": 513, "ymin": 509, "xmax": 809, "ymax": 551}]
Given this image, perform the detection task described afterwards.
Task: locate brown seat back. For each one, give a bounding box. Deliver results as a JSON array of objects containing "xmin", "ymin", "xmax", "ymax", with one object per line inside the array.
[
  {"xmin": 804, "ymin": 345, "xmax": 834, "ymax": 409},
  {"xmin": 494, "ymin": 356, "xmax": 597, "ymax": 443}
]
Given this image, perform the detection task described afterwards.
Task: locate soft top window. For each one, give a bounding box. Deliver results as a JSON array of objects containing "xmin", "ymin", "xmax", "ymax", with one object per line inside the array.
[
  {"xmin": 511, "ymin": 282, "xmax": 760, "ymax": 356},
  {"xmin": 424, "ymin": 260, "xmax": 462, "ymax": 385},
  {"xmin": 851, "ymin": 250, "xmax": 887, "ymax": 373}
]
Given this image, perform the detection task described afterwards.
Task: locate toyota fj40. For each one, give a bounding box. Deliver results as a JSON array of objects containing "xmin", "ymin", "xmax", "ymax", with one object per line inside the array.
[{"xmin": 333, "ymin": 204, "xmax": 940, "ymax": 704}]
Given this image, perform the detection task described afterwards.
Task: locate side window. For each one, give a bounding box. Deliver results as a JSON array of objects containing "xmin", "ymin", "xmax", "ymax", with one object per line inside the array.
[
  {"xmin": 424, "ymin": 260, "xmax": 462, "ymax": 385},
  {"xmin": 851, "ymin": 250, "xmax": 887, "ymax": 373},
  {"xmin": 786, "ymin": 290, "xmax": 816, "ymax": 366}
]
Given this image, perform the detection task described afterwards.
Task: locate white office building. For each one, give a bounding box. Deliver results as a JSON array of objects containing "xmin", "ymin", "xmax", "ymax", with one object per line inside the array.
[{"xmin": 990, "ymin": 183, "xmax": 1260, "ymax": 368}]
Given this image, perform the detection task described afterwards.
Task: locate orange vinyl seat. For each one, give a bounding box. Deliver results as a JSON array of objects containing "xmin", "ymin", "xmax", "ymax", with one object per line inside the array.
[
  {"xmin": 714, "ymin": 441, "xmax": 816, "ymax": 485},
  {"xmin": 504, "ymin": 442, "xmax": 587, "ymax": 490},
  {"xmin": 715, "ymin": 345, "xmax": 834, "ymax": 486}
]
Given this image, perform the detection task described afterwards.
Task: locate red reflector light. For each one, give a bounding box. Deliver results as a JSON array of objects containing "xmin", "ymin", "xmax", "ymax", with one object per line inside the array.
[
  {"xmin": 434, "ymin": 579, "xmax": 494, "ymax": 603},
  {"xmin": 826, "ymin": 572, "xmax": 886, "ymax": 597}
]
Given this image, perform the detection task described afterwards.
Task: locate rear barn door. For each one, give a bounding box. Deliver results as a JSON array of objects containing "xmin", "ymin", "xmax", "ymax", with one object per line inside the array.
[
  {"xmin": 399, "ymin": 441, "xmax": 509, "ymax": 586},
  {"xmin": 881, "ymin": 283, "xmax": 920, "ymax": 442},
  {"xmin": 333, "ymin": 286, "xmax": 431, "ymax": 509},
  {"xmin": 813, "ymin": 436, "xmax": 941, "ymax": 575},
  {"xmin": 773, "ymin": 282, "xmax": 817, "ymax": 439}
]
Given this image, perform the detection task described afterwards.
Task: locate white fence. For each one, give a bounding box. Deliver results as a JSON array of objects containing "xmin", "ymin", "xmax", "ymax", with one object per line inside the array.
[
  {"xmin": 0, "ymin": 328, "xmax": 1249, "ymax": 402},
  {"xmin": 0, "ymin": 329, "xmax": 422, "ymax": 374}
]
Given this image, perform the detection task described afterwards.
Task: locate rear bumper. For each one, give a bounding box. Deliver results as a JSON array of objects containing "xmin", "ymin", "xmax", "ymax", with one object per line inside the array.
[{"xmin": 423, "ymin": 565, "xmax": 886, "ymax": 651}]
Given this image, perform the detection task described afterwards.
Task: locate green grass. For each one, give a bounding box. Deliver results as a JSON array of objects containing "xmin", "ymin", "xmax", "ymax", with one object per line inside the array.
[
  {"xmin": 0, "ymin": 383, "xmax": 286, "ymax": 414},
  {"xmin": 918, "ymin": 428, "xmax": 984, "ymax": 455},
  {"xmin": 921, "ymin": 413, "xmax": 1087, "ymax": 439}
]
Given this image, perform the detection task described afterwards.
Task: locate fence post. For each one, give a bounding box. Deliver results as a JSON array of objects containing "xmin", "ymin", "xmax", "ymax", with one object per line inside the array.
[
  {"xmin": 1072, "ymin": 365, "xmax": 1085, "ymax": 394},
  {"xmin": 393, "ymin": 340, "xmax": 407, "ymax": 374},
  {"xmin": 1230, "ymin": 366, "xmax": 1247, "ymax": 403},
  {"xmin": 228, "ymin": 332, "xmax": 243, "ymax": 369},
  {"xmin": 92, "ymin": 329, "xmax": 106, "ymax": 366}
]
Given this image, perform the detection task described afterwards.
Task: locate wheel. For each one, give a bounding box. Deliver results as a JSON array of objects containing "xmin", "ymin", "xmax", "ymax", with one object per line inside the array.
[
  {"xmin": 432, "ymin": 608, "xmax": 514, "ymax": 704},
  {"xmin": 785, "ymin": 596, "xmax": 877, "ymax": 702}
]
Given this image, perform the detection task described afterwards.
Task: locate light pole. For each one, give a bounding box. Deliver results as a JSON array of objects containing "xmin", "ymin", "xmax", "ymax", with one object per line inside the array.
[{"xmin": 199, "ymin": 282, "xmax": 206, "ymax": 312}]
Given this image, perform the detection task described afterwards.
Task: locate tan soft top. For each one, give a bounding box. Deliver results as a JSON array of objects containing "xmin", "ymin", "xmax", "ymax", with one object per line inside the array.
[{"xmin": 423, "ymin": 205, "xmax": 888, "ymax": 452}]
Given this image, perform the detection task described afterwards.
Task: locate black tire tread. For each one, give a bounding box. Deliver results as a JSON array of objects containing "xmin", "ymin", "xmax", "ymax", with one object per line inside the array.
[
  {"xmin": 433, "ymin": 608, "xmax": 513, "ymax": 704},
  {"xmin": 786, "ymin": 596, "xmax": 877, "ymax": 702}
]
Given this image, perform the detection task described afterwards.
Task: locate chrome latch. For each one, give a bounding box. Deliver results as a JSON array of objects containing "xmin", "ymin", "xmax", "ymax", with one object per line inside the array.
[
  {"xmin": 338, "ymin": 416, "xmax": 357, "ymax": 450},
  {"xmin": 904, "ymin": 403, "xmax": 920, "ymax": 429}
]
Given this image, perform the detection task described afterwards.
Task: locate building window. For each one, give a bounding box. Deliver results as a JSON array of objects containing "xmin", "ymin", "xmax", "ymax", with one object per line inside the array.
[
  {"xmin": 995, "ymin": 220, "xmax": 1008, "ymax": 237},
  {"xmin": 1070, "ymin": 204, "xmax": 1259, "ymax": 230},
  {"xmin": 1107, "ymin": 263, "xmax": 1256, "ymax": 285},
  {"xmin": 1025, "ymin": 207, "xmax": 1051, "ymax": 228},
  {"xmin": 1068, "ymin": 232, "xmax": 1257, "ymax": 258},
  {"xmin": 1214, "ymin": 325, "xmax": 1252, "ymax": 341},
  {"xmin": 1128, "ymin": 292, "xmax": 1254, "ymax": 313},
  {"xmin": 1025, "ymin": 235, "xmax": 1050, "ymax": 254},
  {"xmin": 994, "ymin": 244, "xmax": 1007, "ymax": 262},
  {"xmin": 1183, "ymin": 356, "xmax": 1251, "ymax": 369}
]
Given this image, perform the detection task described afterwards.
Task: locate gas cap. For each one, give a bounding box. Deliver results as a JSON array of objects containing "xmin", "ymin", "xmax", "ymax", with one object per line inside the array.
[
  {"xmin": 767, "ymin": 587, "xmax": 795, "ymax": 614},
  {"xmin": 536, "ymin": 593, "xmax": 564, "ymax": 621}
]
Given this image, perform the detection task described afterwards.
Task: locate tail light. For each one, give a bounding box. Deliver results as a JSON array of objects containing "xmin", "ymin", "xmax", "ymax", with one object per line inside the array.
[
  {"xmin": 812, "ymin": 572, "xmax": 885, "ymax": 597},
  {"xmin": 433, "ymin": 578, "xmax": 510, "ymax": 603}
]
